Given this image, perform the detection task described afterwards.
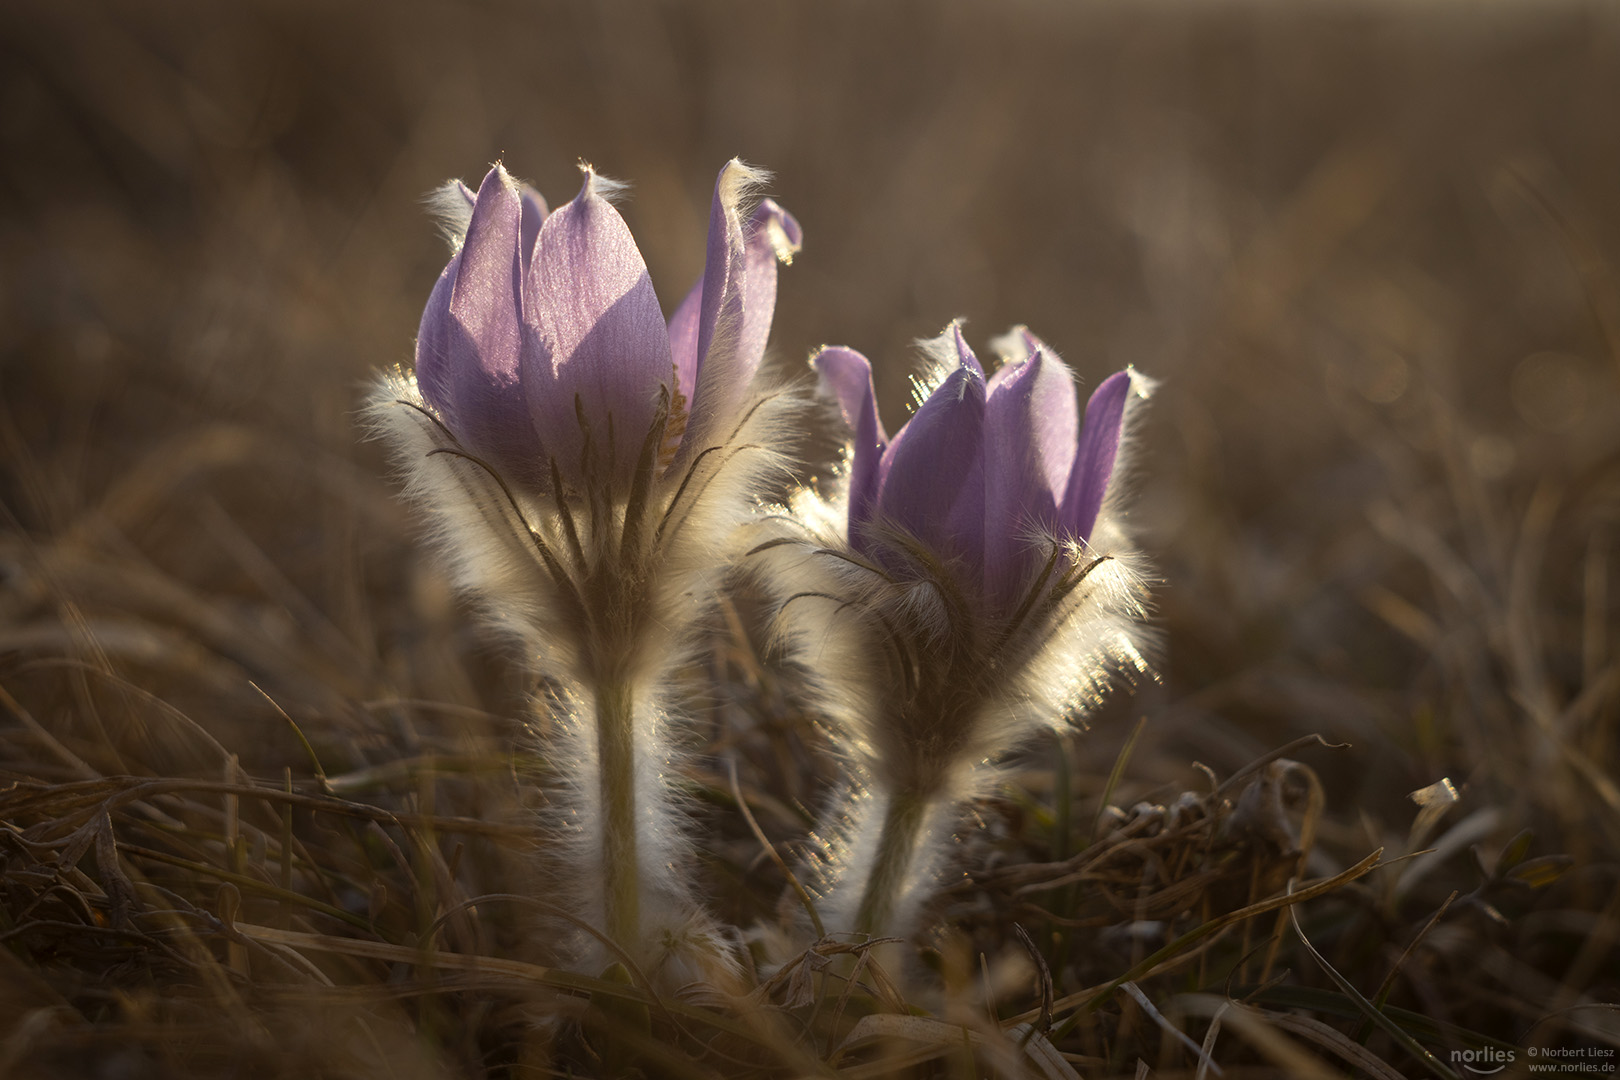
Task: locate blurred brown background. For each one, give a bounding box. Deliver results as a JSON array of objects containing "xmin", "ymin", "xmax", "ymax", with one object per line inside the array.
[{"xmin": 3, "ymin": 0, "xmax": 1618, "ymax": 841}]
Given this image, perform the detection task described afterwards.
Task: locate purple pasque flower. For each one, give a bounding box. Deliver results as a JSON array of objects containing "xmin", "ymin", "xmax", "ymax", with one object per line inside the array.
[
  {"xmin": 414, "ymin": 159, "xmax": 801, "ymax": 498},
  {"xmin": 813, "ymin": 322, "xmax": 1135, "ymax": 617},
  {"xmin": 372, "ymin": 159, "xmax": 801, "ymax": 984},
  {"xmin": 766, "ymin": 324, "xmax": 1148, "ymax": 943}
]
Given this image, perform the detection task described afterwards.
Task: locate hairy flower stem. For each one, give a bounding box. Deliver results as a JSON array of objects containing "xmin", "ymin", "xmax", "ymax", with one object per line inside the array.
[
  {"xmin": 854, "ymin": 789, "xmax": 933, "ymax": 938},
  {"xmin": 595, "ymin": 679, "xmax": 640, "ymax": 951}
]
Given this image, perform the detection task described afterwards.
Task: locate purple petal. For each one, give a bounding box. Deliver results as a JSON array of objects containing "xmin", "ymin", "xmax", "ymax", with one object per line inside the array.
[
  {"xmin": 811, "ymin": 347, "xmax": 888, "ymax": 544},
  {"xmin": 874, "ymin": 365, "xmax": 987, "ymax": 580},
  {"xmin": 667, "ymin": 186, "xmax": 801, "ymax": 417},
  {"xmin": 735, "ymin": 197, "xmax": 801, "ymax": 386},
  {"xmin": 417, "ymin": 166, "xmax": 544, "ymax": 486},
  {"xmin": 665, "ymin": 162, "xmax": 747, "ymax": 448},
  {"xmin": 946, "ymin": 321, "xmax": 985, "ymax": 378},
  {"xmin": 415, "ymin": 256, "xmax": 459, "ymax": 409},
  {"xmin": 519, "ymin": 184, "xmax": 548, "ymax": 269},
  {"xmin": 522, "ymin": 169, "xmax": 672, "ymax": 487},
  {"xmin": 982, "ymin": 346, "xmax": 1080, "ymax": 608},
  {"xmin": 670, "ymin": 161, "xmax": 799, "ymax": 466},
  {"xmin": 691, "ymin": 163, "xmax": 748, "ymax": 391},
  {"xmin": 1061, "ymin": 370, "xmax": 1133, "ymax": 544},
  {"xmin": 986, "ymin": 325, "xmax": 1044, "ymax": 393},
  {"xmin": 986, "ymin": 362, "xmax": 1018, "ymax": 395},
  {"xmin": 667, "ymin": 273, "xmax": 701, "ymax": 408},
  {"xmin": 449, "ymin": 169, "xmax": 524, "ymax": 390}
]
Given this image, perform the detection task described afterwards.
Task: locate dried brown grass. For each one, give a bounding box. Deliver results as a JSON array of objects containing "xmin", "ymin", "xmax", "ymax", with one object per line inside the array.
[{"xmin": 3, "ymin": 1, "xmax": 1619, "ymax": 1076}]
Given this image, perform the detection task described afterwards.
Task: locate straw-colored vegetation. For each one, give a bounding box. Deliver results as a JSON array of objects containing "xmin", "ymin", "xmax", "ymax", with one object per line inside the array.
[{"xmin": 3, "ymin": 3, "xmax": 1617, "ymax": 1076}]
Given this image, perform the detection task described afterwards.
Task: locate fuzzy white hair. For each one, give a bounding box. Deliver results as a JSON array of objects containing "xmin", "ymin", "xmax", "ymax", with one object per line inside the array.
[
  {"xmin": 743, "ymin": 369, "xmax": 1156, "ymax": 948},
  {"xmin": 365, "ymin": 366, "xmax": 803, "ymax": 983}
]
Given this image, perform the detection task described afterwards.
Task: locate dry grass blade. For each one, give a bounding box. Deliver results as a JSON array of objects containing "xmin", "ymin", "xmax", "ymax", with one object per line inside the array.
[
  {"xmin": 831, "ymin": 1013, "xmax": 1078, "ymax": 1080},
  {"xmin": 1261, "ymin": 1009, "xmax": 1408, "ymax": 1080},
  {"xmin": 1092, "ymin": 715, "xmax": 1147, "ymax": 843},
  {"xmin": 1120, "ymin": 981, "xmax": 1222, "ymax": 1076},
  {"xmin": 1175, "ymin": 995, "xmax": 1368, "ymax": 1080},
  {"xmin": 727, "ymin": 757, "xmax": 824, "ymax": 938},
  {"xmin": 1062, "ymin": 848, "xmax": 1384, "ymax": 1022},
  {"xmin": 232, "ymin": 923, "xmax": 807, "ymax": 1062},
  {"xmin": 0, "ymin": 776, "xmax": 533, "ymax": 838},
  {"xmin": 0, "ymin": 681, "xmax": 97, "ymax": 780},
  {"xmin": 1286, "ymin": 883, "xmax": 1461, "ymax": 1080}
]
